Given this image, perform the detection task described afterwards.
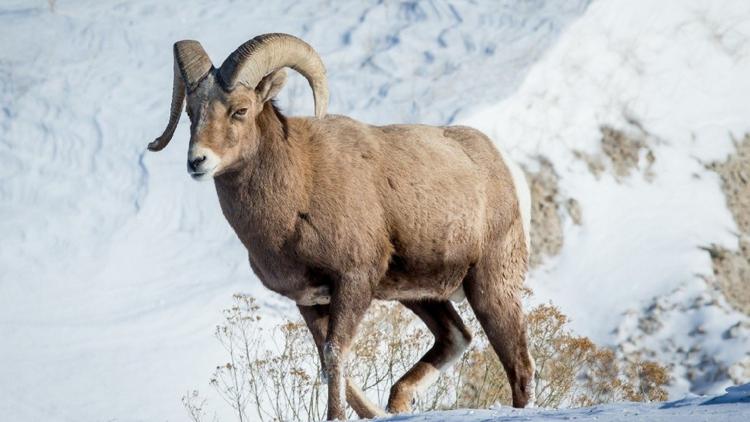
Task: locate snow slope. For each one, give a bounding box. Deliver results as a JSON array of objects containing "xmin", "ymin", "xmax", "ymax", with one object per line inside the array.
[
  {"xmin": 0, "ymin": 1, "xmax": 588, "ymax": 421},
  {"xmin": 462, "ymin": 0, "xmax": 750, "ymax": 397}
]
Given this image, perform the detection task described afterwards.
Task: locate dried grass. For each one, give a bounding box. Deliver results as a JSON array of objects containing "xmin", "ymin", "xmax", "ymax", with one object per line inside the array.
[{"xmin": 184, "ymin": 295, "xmax": 669, "ymax": 421}]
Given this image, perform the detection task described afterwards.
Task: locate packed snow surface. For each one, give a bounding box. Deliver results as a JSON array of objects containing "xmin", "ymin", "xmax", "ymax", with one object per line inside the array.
[
  {"xmin": 376, "ymin": 384, "xmax": 750, "ymax": 421},
  {"xmin": 2, "ymin": 0, "xmax": 750, "ymax": 421}
]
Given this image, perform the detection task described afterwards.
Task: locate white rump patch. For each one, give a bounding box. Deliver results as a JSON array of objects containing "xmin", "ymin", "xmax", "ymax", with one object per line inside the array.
[{"xmin": 497, "ymin": 146, "xmax": 531, "ymax": 252}]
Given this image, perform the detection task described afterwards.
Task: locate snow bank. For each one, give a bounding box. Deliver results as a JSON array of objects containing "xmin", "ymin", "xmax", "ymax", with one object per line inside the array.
[{"xmin": 375, "ymin": 384, "xmax": 750, "ymax": 421}]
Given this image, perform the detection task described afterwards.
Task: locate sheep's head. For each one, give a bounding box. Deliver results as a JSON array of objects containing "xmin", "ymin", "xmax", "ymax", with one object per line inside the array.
[{"xmin": 148, "ymin": 33, "xmax": 328, "ymax": 181}]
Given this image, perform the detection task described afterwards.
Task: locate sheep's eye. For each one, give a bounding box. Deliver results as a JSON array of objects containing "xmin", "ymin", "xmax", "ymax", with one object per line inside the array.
[{"xmin": 232, "ymin": 108, "xmax": 248, "ymax": 118}]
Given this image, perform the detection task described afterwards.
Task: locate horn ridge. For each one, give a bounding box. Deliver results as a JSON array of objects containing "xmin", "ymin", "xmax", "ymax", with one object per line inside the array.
[
  {"xmin": 147, "ymin": 40, "xmax": 213, "ymax": 151},
  {"xmin": 219, "ymin": 33, "xmax": 329, "ymax": 118},
  {"xmin": 174, "ymin": 40, "xmax": 214, "ymax": 92}
]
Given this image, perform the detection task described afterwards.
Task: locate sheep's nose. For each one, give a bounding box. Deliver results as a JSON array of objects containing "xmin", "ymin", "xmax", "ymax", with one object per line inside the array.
[{"xmin": 188, "ymin": 155, "xmax": 206, "ymax": 172}]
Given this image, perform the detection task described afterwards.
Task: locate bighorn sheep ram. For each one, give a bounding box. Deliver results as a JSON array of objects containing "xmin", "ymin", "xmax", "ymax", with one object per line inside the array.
[{"xmin": 148, "ymin": 33, "xmax": 534, "ymax": 420}]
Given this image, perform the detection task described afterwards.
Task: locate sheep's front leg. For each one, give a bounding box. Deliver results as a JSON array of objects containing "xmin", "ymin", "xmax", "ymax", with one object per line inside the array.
[
  {"xmin": 297, "ymin": 304, "xmax": 386, "ymax": 419},
  {"xmin": 324, "ymin": 271, "xmax": 372, "ymax": 420}
]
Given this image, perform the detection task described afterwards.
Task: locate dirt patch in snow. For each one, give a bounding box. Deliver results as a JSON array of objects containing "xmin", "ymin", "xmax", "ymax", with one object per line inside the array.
[
  {"xmin": 525, "ymin": 157, "xmax": 581, "ymax": 268},
  {"xmin": 703, "ymin": 240, "xmax": 750, "ymax": 317},
  {"xmin": 706, "ymin": 134, "xmax": 750, "ymax": 316},
  {"xmin": 526, "ymin": 124, "xmax": 657, "ymax": 268},
  {"xmin": 708, "ymin": 134, "xmax": 750, "ymax": 234},
  {"xmin": 575, "ymin": 125, "xmax": 656, "ymax": 181},
  {"xmin": 525, "ymin": 124, "xmax": 657, "ymax": 269}
]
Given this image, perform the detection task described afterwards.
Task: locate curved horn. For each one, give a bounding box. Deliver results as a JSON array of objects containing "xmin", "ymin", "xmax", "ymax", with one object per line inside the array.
[
  {"xmin": 148, "ymin": 40, "xmax": 213, "ymax": 151},
  {"xmin": 219, "ymin": 33, "xmax": 328, "ymax": 119}
]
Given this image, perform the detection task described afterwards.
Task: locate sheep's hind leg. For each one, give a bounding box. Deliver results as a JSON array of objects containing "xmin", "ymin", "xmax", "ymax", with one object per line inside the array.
[
  {"xmin": 463, "ymin": 226, "xmax": 535, "ymax": 408},
  {"xmin": 296, "ymin": 284, "xmax": 331, "ymax": 306},
  {"xmin": 387, "ymin": 300, "xmax": 472, "ymax": 413},
  {"xmin": 297, "ymin": 304, "xmax": 386, "ymax": 419}
]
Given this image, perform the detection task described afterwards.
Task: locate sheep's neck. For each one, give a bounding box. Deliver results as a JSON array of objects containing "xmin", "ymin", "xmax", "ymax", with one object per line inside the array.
[{"xmin": 214, "ymin": 111, "xmax": 309, "ymax": 253}]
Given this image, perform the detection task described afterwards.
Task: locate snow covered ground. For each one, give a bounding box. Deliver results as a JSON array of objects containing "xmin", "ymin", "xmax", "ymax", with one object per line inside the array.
[
  {"xmin": 2, "ymin": 0, "xmax": 749, "ymax": 421},
  {"xmin": 379, "ymin": 384, "xmax": 750, "ymax": 421}
]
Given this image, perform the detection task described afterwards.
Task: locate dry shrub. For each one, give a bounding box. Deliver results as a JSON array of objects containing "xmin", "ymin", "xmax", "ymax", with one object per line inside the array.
[
  {"xmin": 454, "ymin": 303, "xmax": 669, "ymax": 409},
  {"xmin": 526, "ymin": 304, "xmax": 595, "ymax": 407},
  {"xmin": 185, "ymin": 295, "xmax": 669, "ymax": 421},
  {"xmin": 349, "ymin": 301, "xmax": 431, "ymax": 407},
  {"xmin": 208, "ymin": 295, "xmax": 326, "ymax": 422},
  {"xmin": 451, "ymin": 303, "xmax": 512, "ymax": 407},
  {"xmin": 183, "ymin": 390, "xmax": 213, "ymax": 422}
]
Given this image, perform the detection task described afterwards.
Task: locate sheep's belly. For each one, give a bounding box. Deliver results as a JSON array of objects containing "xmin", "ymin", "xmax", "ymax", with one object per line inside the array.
[
  {"xmin": 372, "ymin": 266, "xmax": 468, "ymax": 303},
  {"xmin": 291, "ymin": 267, "xmax": 469, "ymax": 306},
  {"xmin": 293, "ymin": 284, "xmax": 465, "ymax": 306},
  {"xmin": 372, "ymin": 284, "xmax": 466, "ymax": 303}
]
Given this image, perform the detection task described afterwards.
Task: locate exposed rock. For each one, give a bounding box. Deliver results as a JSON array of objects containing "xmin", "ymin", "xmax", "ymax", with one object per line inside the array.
[
  {"xmin": 703, "ymin": 239, "xmax": 750, "ymax": 316},
  {"xmin": 708, "ymin": 134, "xmax": 750, "ymax": 234},
  {"xmin": 705, "ymin": 134, "xmax": 750, "ymax": 317},
  {"xmin": 525, "ymin": 157, "xmax": 581, "ymax": 268}
]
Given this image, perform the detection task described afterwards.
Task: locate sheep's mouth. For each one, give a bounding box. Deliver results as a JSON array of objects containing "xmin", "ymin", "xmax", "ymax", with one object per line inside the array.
[{"xmin": 190, "ymin": 171, "xmax": 213, "ymax": 181}]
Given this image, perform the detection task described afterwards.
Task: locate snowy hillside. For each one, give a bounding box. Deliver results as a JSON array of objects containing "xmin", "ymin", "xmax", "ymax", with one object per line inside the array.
[
  {"xmin": 0, "ymin": 1, "xmax": 588, "ymax": 421},
  {"xmin": 1, "ymin": 0, "xmax": 749, "ymax": 421},
  {"xmin": 461, "ymin": 0, "xmax": 750, "ymax": 398}
]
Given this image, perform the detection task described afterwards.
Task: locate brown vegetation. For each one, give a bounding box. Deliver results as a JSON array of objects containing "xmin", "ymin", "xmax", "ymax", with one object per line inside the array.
[{"xmin": 184, "ymin": 295, "xmax": 669, "ymax": 421}]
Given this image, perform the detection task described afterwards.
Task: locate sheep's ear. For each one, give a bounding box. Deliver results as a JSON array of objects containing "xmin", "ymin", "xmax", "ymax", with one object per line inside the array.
[{"xmin": 256, "ymin": 69, "xmax": 287, "ymax": 103}]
